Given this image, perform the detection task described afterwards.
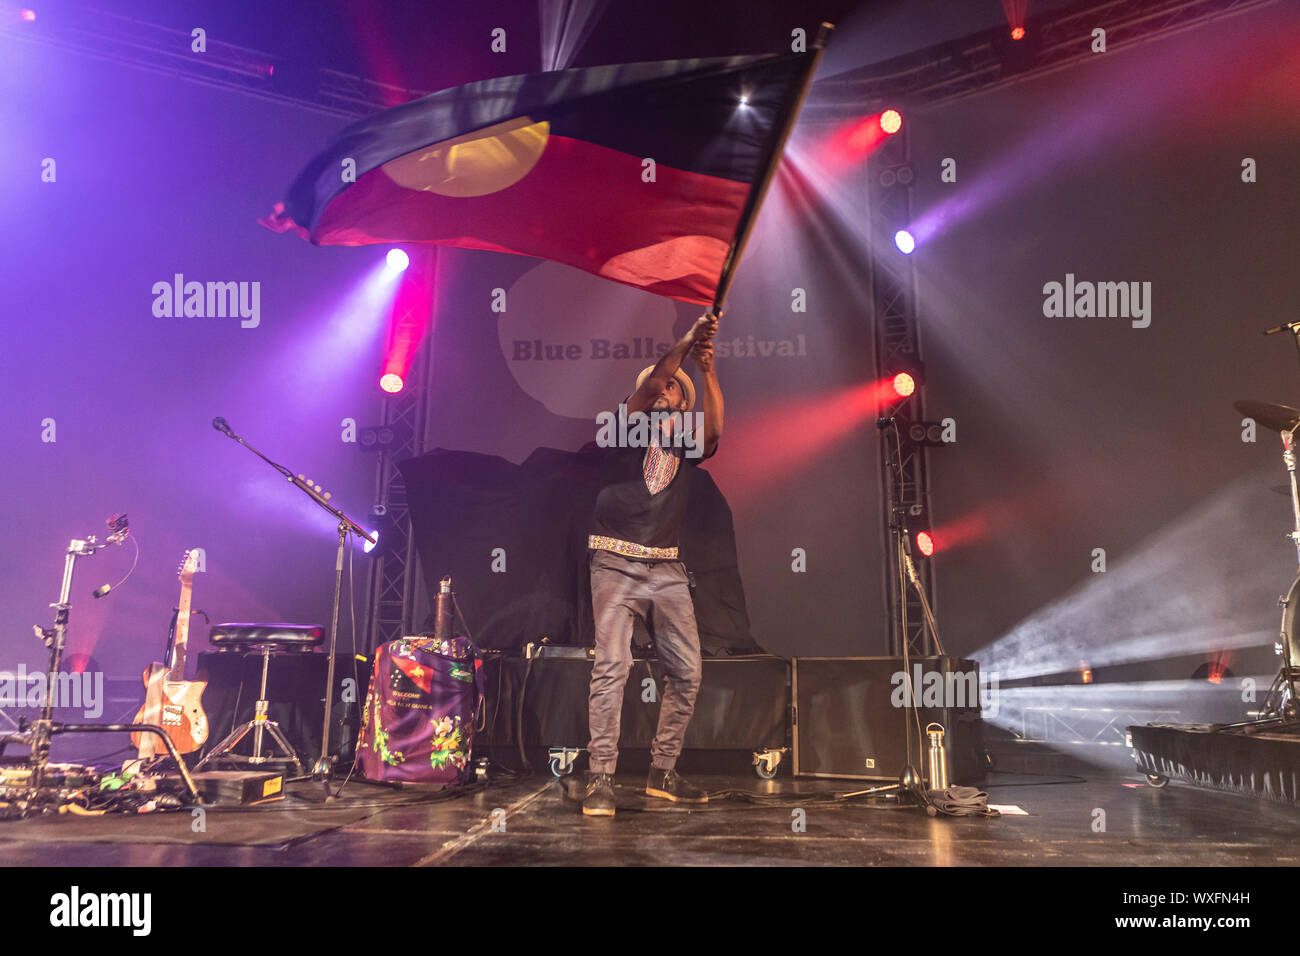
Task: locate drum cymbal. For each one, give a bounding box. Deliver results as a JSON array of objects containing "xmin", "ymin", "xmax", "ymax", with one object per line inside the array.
[{"xmin": 1234, "ymin": 400, "xmax": 1300, "ymax": 433}]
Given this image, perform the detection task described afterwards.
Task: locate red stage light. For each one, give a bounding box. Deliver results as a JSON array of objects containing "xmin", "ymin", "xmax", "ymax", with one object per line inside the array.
[
  {"xmin": 823, "ymin": 116, "xmax": 888, "ymax": 171},
  {"xmin": 916, "ymin": 530, "xmax": 935, "ymax": 557},
  {"xmin": 892, "ymin": 372, "xmax": 916, "ymax": 398},
  {"xmin": 379, "ymin": 373, "xmax": 404, "ymax": 394},
  {"xmin": 63, "ymin": 652, "xmax": 95, "ymax": 674},
  {"xmin": 880, "ymin": 110, "xmax": 902, "ymax": 135},
  {"xmin": 1002, "ymin": 0, "xmax": 1029, "ymax": 44}
]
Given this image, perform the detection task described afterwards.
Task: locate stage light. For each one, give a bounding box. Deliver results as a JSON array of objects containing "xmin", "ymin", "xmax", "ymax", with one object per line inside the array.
[
  {"xmin": 894, "ymin": 230, "xmax": 915, "ymax": 254},
  {"xmin": 908, "ymin": 420, "xmax": 949, "ymax": 446},
  {"xmin": 357, "ymin": 425, "xmax": 397, "ymax": 450},
  {"xmin": 380, "ymin": 372, "xmax": 404, "ymax": 394},
  {"xmin": 1002, "ymin": 0, "xmax": 1029, "ymax": 46},
  {"xmin": 363, "ymin": 510, "xmax": 400, "ymax": 558},
  {"xmin": 880, "ymin": 109, "xmax": 902, "ymax": 135},
  {"xmin": 738, "ymin": 95, "xmax": 750, "ymax": 108},
  {"xmin": 878, "ymin": 164, "xmax": 915, "ymax": 188},
  {"xmin": 20, "ymin": 9, "xmax": 35, "ymax": 21},
  {"xmin": 385, "ymin": 248, "xmax": 409, "ymax": 272},
  {"xmin": 916, "ymin": 530, "xmax": 935, "ymax": 557},
  {"xmin": 1193, "ymin": 657, "xmax": 1234, "ymax": 684},
  {"xmin": 1080, "ymin": 660, "xmax": 1093, "ymax": 684},
  {"xmin": 61, "ymin": 653, "xmax": 99, "ymax": 675},
  {"xmin": 892, "ymin": 372, "xmax": 916, "ymax": 398}
]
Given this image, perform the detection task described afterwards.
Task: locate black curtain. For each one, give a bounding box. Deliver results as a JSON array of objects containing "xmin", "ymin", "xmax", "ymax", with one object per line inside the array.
[{"xmin": 399, "ymin": 446, "xmax": 761, "ymax": 655}]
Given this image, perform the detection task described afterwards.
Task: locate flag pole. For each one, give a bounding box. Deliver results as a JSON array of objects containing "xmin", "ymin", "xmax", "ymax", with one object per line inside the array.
[{"xmin": 710, "ymin": 21, "xmax": 834, "ymax": 316}]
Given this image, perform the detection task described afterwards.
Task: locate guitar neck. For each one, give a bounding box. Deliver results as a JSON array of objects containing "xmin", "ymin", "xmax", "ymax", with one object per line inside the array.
[{"xmin": 167, "ymin": 576, "xmax": 194, "ymax": 682}]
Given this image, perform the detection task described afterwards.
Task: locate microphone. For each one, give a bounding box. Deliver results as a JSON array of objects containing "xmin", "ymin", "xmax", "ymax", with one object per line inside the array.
[
  {"xmin": 92, "ymin": 584, "xmax": 113, "ymax": 599},
  {"xmin": 212, "ymin": 416, "xmax": 233, "ymax": 436}
]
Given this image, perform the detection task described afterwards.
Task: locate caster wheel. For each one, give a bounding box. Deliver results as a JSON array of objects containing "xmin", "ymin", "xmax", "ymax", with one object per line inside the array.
[
  {"xmin": 1145, "ymin": 773, "xmax": 1169, "ymax": 789},
  {"xmin": 755, "ymin": 762, "xmax": 777, "ymax": 780},
  {"xmin": 549, "ymin": 758, "xmax": 564, "ymax": 778}
]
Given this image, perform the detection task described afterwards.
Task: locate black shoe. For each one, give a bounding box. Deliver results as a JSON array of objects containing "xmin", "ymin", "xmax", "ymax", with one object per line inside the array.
[
  {"xmin": 646, "ymin": 767, "xmax": 708, "ymax": 804},
  {"xmin": 582, "ymin": 772, "xmax": 616, "ymax": 817}
]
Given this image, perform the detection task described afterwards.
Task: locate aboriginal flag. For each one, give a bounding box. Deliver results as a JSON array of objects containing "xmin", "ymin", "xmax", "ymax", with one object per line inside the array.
[{"xmin": 261, "ymin": 52, "xmax": 818, "ymax": 305}]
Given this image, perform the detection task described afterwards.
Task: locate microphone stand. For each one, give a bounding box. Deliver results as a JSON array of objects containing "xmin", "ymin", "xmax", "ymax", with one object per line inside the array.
[
  {"xmin": 879, "ymin": 415, "xmax": 945, "ymax": 805},
  {"xmin": 1262, "ymin": 319, "xmax": 1300, "ymax": 370},
  {"xmin": 211, "ymin": 418, "xmax": 374, "ymax": 799}
]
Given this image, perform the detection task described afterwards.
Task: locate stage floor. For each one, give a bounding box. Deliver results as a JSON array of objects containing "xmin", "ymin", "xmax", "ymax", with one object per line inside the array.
[{"xmin": 3, "ymin": 758, "xmax": 1299, "ymax": 866}]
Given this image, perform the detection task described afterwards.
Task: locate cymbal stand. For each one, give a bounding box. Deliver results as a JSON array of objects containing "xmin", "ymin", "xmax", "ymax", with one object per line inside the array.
[{"xmin": 1282, "ymin": 427, "xmax": 1300, "ymax": 569}]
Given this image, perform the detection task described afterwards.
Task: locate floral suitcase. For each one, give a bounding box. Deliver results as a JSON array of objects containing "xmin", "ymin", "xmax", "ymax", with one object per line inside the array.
[{"xmin": 356, "ymin": 634, "xmax": 481, "ymax": 785}]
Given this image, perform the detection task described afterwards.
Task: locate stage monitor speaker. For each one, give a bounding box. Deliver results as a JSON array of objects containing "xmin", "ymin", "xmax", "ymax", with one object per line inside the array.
[{"xmin": 792, "ymin": 656, "xmax": 984, "ymax": 783}]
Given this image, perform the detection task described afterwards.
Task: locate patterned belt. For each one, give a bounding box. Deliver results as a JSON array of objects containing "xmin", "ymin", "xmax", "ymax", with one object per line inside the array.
[{"xmin": 588, "ymin": 535, "xmax": 679, "ymax": 561}]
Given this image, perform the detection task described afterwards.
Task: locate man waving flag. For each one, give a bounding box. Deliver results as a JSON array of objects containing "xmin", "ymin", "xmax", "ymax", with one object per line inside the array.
[{"xmin": 261, "ymin": 29, "xmax": 830, "ymax": 309}]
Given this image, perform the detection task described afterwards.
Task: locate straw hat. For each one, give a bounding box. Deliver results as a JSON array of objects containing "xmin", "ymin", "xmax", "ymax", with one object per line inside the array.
[{"xmin": 635, "ymin": 366, "xmax": 695, "ymax": 411}]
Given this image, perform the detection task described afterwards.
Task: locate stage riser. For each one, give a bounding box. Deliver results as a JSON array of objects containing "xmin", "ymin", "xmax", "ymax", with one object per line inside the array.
[{"xmin": 1130, "ymin": 724, "xmax": 1300, "ymax": 806}]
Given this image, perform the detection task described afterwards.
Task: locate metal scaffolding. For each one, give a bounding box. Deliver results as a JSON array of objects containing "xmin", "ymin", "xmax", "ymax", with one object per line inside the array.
[
  {"xmin": 808, "ymin": 0, "xmax": 1276, "ymax": 118},
  {"xmin": 867, "ymin": 128, "xmax": 938, "ymax": 658},
  {"xmin": 361, "ymin": 315, "xmax": 436, "ymax": 653}
]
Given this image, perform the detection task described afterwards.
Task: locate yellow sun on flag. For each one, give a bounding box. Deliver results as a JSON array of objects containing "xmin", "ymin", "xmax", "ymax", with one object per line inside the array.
[{"xmin": 381, "ymin": 117, "xmax": 551, "ymax": 197}]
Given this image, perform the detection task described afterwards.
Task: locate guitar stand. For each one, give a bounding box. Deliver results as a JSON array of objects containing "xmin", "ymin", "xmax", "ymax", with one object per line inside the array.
[{"xmin": 195, "ymin": 643, "xmax": 304, "ymax": 776}]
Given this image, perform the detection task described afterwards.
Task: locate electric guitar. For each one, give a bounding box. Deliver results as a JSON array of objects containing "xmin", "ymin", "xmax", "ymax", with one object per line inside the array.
[{"xmin": 131, "ymin": 550, "xmax": 209, "ymax": 758}]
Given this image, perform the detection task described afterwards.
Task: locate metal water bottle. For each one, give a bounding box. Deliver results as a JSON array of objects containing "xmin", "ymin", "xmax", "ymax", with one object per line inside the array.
[
  {"xmin": 926, "ymin": 722, "xmax": 948, "ymax": 791},
  {"xmin": 434, "ymin": 576, "xmax": 453, "ymax": 642}
]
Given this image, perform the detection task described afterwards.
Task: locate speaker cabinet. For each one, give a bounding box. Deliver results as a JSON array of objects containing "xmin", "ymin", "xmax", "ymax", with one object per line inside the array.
[{"xmin": 792, "ymin": 656, "xmax": 984, "ymax": 783}]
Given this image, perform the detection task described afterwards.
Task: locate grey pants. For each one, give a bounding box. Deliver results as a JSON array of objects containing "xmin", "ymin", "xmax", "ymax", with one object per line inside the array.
[{"xmin": 587, "ymin": 549, "xmax": 702, "ymax": 775}]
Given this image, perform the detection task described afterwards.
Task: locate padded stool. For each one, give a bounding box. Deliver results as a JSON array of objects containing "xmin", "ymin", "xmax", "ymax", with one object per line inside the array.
[{"xmin": 195, "ymin": 624, "xmax": 324, "ymax": 775}]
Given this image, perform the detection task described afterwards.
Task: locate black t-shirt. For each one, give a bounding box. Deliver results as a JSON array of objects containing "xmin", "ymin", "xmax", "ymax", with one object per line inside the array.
[{"xmin": 592, "ymin": 432, "xmax": 715, "ymax": 552}]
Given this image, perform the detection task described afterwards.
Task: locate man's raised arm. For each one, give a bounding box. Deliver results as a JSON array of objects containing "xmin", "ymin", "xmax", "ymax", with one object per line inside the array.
[
  {"xmin": 625, "ymin": 313, "xmax": 718, "ymax": 414},
  {"xmin": 691, "ymin": 338, "xmax": 723, "ymax": 457}
]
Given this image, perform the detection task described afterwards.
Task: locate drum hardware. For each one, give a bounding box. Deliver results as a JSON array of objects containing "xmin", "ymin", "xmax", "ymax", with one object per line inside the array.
[{"xmin": 1232, "ymin": 399, "xmax": 1300, "ymax": 722}]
